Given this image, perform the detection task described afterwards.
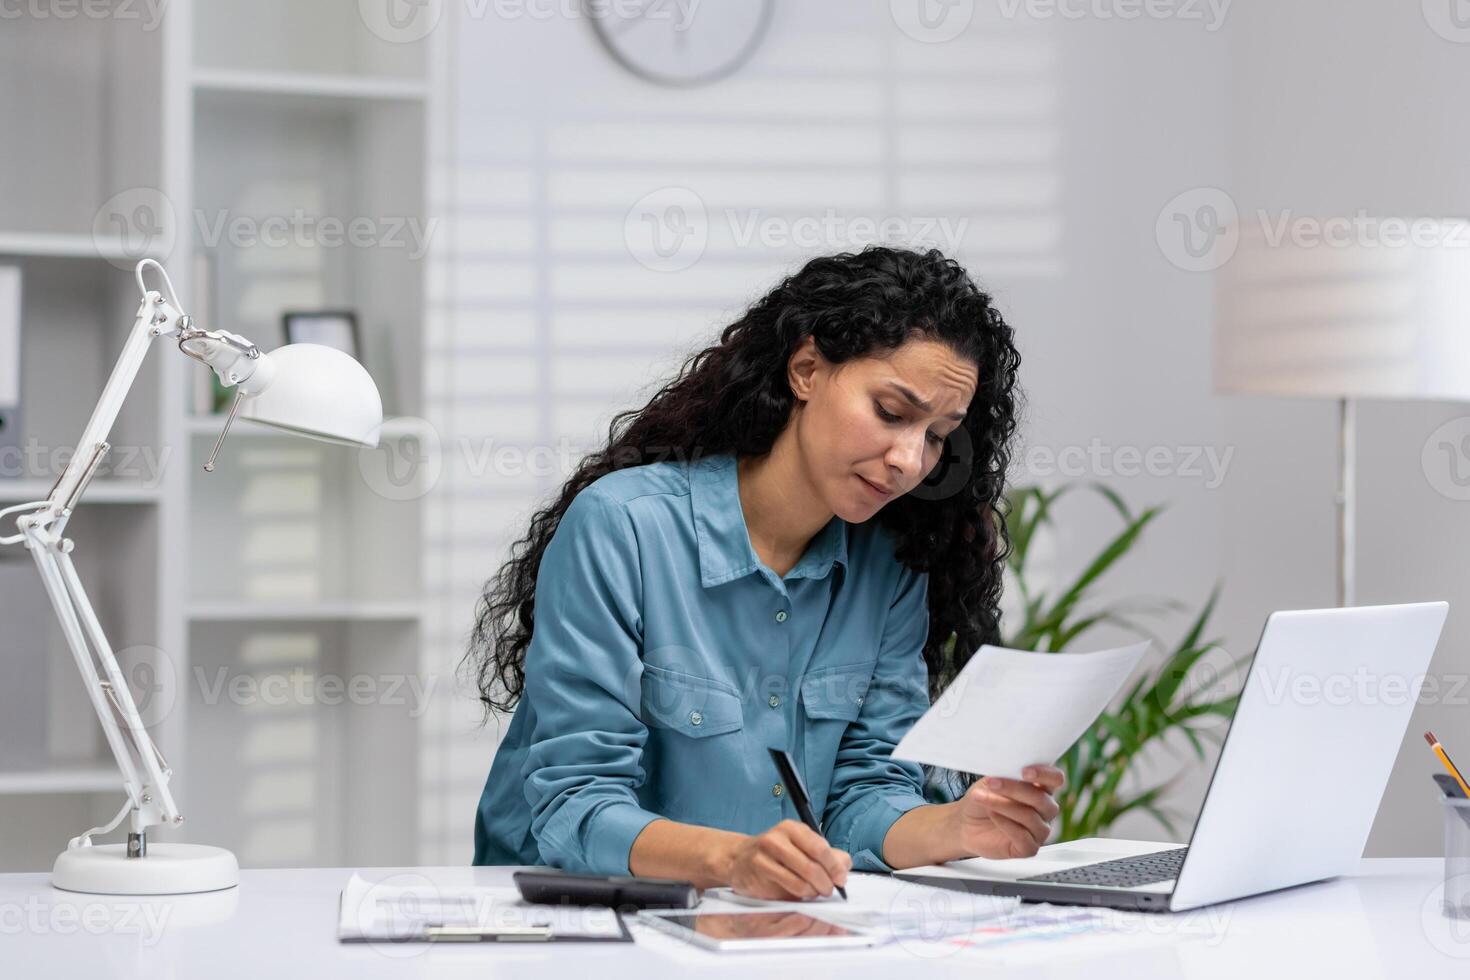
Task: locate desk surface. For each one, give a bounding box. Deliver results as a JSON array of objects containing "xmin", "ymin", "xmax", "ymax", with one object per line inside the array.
[{"xmin": 2, "ymin": 860, "xmax": 1466, "ymax": 978}]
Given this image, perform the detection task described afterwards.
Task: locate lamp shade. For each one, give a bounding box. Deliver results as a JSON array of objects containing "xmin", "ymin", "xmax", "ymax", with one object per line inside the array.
[
  {"xmin": 239, "ymin": 343, "xmax": 383, "ymax": 448},
  {"xmin": 1214, "ymin": 220, "xmax": 1470, "ymax": 402}
]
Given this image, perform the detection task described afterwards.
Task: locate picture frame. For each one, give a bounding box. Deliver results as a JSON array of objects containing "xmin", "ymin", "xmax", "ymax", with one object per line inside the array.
[{"xmin": 282, "ymin": 310, "xmax": 360, "ymax": 359}]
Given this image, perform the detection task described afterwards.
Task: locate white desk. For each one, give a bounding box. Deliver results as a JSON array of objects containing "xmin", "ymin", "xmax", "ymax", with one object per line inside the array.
[{"xmin": 2, "ymin": 860, "xmax": 1465, "ymax": 977}]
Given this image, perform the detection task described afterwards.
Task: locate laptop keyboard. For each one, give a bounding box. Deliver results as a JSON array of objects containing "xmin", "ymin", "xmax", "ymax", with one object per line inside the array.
[{"xmin": 1018, "ymin": 847, "xmax": 1188, "ymax": 888}]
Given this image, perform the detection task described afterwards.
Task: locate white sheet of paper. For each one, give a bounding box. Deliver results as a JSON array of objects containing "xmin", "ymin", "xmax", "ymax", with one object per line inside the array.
[{"xmin": 892, "ymin": 641, "xmax": 1150, "ymax": 779}]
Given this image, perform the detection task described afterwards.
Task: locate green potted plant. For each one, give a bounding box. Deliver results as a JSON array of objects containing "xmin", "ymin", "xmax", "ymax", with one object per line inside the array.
[{"xmin": 927, "ymin": 483, "xmax": 1247, "ymax": 841}]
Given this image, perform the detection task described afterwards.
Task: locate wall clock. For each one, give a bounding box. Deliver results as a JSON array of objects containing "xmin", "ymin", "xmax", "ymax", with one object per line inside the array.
[{"xmin": 588, "ymin": 0, "xmax": 773, "ymax": 87}]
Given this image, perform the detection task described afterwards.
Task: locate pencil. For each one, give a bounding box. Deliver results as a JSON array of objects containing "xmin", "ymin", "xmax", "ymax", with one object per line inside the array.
[{"xmin": 1425, "ymin": 731, "xmax": 1470, "ymax": 798}]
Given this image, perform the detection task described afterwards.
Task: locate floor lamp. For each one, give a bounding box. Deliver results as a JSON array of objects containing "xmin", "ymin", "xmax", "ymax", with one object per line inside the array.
[{"xmin": 1214, "ymin": 220, "xmax": 1470, "ymax": 607}]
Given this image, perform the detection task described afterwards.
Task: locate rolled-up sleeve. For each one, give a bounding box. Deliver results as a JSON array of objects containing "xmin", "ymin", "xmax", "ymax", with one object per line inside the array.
[
  {"xmin": 519, "ymin": 487, "xmax": 664, "ymax": 875},
  {"xmin": 821, "ymin": 563, "xmax": 933, "ymax": 872}
]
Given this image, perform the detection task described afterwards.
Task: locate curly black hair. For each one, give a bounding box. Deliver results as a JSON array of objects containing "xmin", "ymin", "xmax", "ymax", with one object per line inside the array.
[{"xmin": 463, "ymin": 246, "xmax": 1023, "ymax": 791}]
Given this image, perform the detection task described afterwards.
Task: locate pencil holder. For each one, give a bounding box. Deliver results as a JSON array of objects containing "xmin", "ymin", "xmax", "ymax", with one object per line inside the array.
[{"xmin": 1443, "ymin": 795, "xmax": 1470, "ymax": 919}]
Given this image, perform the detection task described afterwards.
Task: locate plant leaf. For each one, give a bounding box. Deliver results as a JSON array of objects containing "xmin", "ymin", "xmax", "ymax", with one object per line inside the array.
[
  {"xmin": 1037, "ymin": 507, "xmax": 1162, "ymax": 639},
  {"xmin": 1088, "ymin": 481, "xmax": 1135, "ymax": 522}
]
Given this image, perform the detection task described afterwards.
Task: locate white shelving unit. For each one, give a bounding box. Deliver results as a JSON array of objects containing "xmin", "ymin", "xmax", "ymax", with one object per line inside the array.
[
  {"xmin": 0, "ymin": 0, "xmax": 440, "ymax": 872},
  {"xmin": 187, "ymin": 600, "xmax": 425, "ymax": 623},
  {"xmin": 0, "ymin": 767, "xmax": 121, "ymax": 797},
  {"xmin": 0, "ymin": 8, "xmax": 172, "ymax": 870},
  {"xmin": 192, "ymin": 68, "xmax": 430, "ymax": 102},
  {"xmin": 0, "ymin": 481, "xmax": 162, "ymax": 505},
  {"xmin": 0, "ymin": 234, "xmax": 165, "ymax": 264}
]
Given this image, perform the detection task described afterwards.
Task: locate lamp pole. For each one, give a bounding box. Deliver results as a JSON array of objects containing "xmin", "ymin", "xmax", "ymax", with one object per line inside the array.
[{"xmin": 1337, "ymin": 397, "xmax": 1356, "ymax": 608}]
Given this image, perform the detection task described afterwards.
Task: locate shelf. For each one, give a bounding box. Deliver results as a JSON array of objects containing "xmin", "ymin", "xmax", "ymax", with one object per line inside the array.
[
  {"xmin": 184, "ymin": 415, "xmax": 431, "ymax": 440},
  {"xmin": 0, "ymin": 765, "xmax": 119, "ymax": 796},
  {"xmin": 188, "ymin": 600, "xmax": 423, "ymax": 622},
  {"xmin": 0, "ymin": 0, "xmax": 436, "ymax": 875},
  {"xmin": 0, "ymin": 233, "xmax": 165, "ymax": 264},
  {"xmin": 192, "ymin": 68, "xmax": 428, "ymax": 103},
  {"xmin": 0, "ymin": 480, "xmax": 162, "ymax": 505}
]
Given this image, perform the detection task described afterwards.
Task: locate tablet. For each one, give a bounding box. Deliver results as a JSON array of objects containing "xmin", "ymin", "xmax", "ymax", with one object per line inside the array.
[{"xmin": 635, "ymin": 910, "xmax": 879, "ymax": 952}]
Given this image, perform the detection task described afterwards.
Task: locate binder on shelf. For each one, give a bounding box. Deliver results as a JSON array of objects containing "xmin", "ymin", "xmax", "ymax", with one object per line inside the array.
[
  {"xmin": 0, "ymin": 265, "xmax": 20, "ymax": 463},
  {"xmin": 0, "ymin": 563, "xmax": 48, "ymax": 770}
]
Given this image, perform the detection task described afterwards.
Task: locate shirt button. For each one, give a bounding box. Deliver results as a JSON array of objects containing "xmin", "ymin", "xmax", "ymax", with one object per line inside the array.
[
  {"xmin": 855, "ymin": 696, "xmax": 864, "ymax": 706},
  {"xmin": 768, "ymin": 695, "xmax": 780, "ymax": 708},
  {"xmin": 689, "ymin": 711, "xmax": 703, "ymax": 726},
  {"xmin": 772, "ymin": 784, "xmax": 783, "ymax": 797},
  {"xmin": 774, "ymin": 610, "xmax": 787, "ymax": 623}
]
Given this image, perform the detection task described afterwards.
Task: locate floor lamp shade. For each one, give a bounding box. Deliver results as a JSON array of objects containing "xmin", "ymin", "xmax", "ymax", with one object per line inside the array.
[
  {"xmin": 1214, "ymin": 220, "xmax": 1470, "ymax": 403},
  {"xmin": 1213, "ymin": 217, "xmax": 1470, "ymax": 608}
]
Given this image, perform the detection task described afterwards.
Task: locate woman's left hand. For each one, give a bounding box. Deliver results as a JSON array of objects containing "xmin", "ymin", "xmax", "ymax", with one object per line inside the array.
[{"xmin": 953, "ymin": 765, "xmax": 1066, "ymax": 859}]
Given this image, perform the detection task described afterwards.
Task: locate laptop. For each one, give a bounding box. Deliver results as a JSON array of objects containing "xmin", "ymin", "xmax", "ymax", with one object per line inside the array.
[{"xmin": 894, "ymin": 602, "xmax": 1449, "ymax": 912}]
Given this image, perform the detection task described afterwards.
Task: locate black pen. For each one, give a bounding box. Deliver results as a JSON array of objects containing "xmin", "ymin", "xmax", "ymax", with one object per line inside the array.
[{"xmin": 767, "ymin": 746, "xmax": 848, "ymax": 900}]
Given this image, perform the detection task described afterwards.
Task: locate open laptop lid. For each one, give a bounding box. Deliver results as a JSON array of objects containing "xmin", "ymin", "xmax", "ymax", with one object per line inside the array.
[{"xmin": 1167, "ymin": 601, "xmax": 1447, "ymax": 910}]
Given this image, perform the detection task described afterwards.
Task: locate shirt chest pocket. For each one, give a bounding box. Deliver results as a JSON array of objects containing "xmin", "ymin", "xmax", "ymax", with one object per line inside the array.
[
  {"xmin": 799, "ymin": 660, "xmax": 876, "ymax": 800},
  {"xmin": 640, "ymin": 664, "xmax": 744, "ymax": 737},
  {"xmin": 800, "ymin": 661, "xmax": 876, "ymax": 722}
]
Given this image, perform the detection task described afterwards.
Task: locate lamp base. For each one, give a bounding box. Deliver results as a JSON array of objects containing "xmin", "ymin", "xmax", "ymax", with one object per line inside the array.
[{"xmin": 52, "ymin": 843, "xmax": 239, "ymax": 895}]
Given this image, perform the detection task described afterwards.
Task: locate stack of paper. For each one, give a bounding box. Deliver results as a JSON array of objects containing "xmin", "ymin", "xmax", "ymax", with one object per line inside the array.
[
  {"xmin": 941, "ymin": 903, "xmax": 1118, "ymax": 949},
  {"xmin": 699, "ymin": 872, "xmax": 1019, "ymax": 942}
]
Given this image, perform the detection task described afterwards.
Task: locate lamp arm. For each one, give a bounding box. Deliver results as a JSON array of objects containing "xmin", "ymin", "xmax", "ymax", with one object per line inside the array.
[
  {"xmin": 43, "ymin": 286, "xmax": 182, "ymax": 524},
  {"xmin": 20, "ymin": 519, "xmax": 180, "ymax": 843},
  {"xmin": 1, "ymin": 279, "xmax": 188, "ymax": 845},
  {"xmin": 30, "ymin": 261, "xmax": 272, "ymax": 529}
]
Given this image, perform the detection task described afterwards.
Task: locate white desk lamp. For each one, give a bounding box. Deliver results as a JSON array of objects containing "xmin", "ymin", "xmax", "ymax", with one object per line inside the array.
[
  {"xmin": 0, "ymin": 259, "xmax": 383, "ymax": 894},
  {"xmin": 1215, "ymin": 220, "xmax": 1470, "ymax": 606}
]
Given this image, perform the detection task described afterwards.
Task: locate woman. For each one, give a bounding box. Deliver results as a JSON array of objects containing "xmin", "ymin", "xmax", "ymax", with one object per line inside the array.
[{"xmin": 465, "ymin": 246, "xmax": 1065, "ymax": 900}]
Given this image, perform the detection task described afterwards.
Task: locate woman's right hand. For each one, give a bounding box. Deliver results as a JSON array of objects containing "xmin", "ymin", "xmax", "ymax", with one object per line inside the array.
[{"xmin": 723, "ymin": 819, "xmax": 852, "ymax": 899}]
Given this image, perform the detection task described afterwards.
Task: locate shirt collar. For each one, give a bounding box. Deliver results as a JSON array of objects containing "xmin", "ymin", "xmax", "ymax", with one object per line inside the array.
[{"xmin": 689, "ymin": 451, "xmax": 849, "ymax": 589}]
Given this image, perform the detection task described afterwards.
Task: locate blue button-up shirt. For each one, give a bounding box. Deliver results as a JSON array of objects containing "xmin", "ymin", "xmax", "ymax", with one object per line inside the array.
[{"xmin": 473, "ymin": 450, "xmax": 934, "ymax": 875}]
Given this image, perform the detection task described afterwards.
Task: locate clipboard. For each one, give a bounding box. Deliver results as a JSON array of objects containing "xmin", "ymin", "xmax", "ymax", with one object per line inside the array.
[
  {"xmin": 337, "ymin": 873, "xmax": 635, "ymax": 944},
  {"xmin": 341, "ymin": 917, "xmax": 636, "ymax": 944}
]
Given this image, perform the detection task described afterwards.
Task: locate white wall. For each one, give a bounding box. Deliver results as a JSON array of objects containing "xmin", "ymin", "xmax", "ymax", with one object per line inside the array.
[
  {"xmin": 1224, "ymin": 0, "xmax": 1470, "ymax": 857},
  {"xmin": 422, "ymin": 0, "xmax": 1461, "ymax": 863}
]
